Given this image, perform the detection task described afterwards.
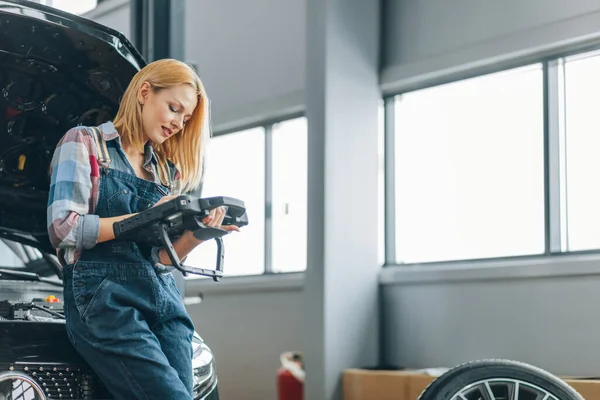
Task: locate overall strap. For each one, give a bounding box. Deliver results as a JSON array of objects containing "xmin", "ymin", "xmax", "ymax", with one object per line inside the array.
[{"xmin": 89, "ymin": 126, "xmax": 111, "ymax": 167}]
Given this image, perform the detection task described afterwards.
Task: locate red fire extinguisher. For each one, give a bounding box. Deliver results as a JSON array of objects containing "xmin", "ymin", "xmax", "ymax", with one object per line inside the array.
[{"xmin": 277, "ymin": 351, "xmax": 304, "ymax": 400}]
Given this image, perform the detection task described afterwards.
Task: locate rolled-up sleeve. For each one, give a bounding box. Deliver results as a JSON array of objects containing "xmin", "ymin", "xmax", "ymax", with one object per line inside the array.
[{"xmin": 47, "ymin": 127, "xmax": 100, "ymax": 251}]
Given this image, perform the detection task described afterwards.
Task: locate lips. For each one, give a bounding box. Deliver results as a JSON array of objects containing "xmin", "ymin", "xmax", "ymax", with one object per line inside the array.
[{"xmin": 162, "ymin": 126, "xmax": 172, "ymax": 137}]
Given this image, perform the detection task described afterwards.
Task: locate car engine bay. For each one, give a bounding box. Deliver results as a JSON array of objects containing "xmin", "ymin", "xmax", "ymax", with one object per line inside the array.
[
  {"xmin": 0, "ymin": 3, "xmax": 144, "ymax": 252},
  {"xmin": 0, "ymin": 298, "xmax": 64, "ymax": 321}
]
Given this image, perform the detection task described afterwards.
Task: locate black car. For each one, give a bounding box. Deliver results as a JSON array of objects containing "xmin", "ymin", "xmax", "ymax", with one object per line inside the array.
[{"xmin": 0, "ymin": 1, "xmax": 219, "ymax": 398}]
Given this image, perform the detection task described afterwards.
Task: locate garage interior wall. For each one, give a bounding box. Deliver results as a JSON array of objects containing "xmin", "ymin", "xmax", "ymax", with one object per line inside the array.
[
  {"xmin": 185, "ymin": 0, "xmax": 305, "ymax": 131},
  {"xmin": 381, "ymin": 0, "xmax": 600, "ymax": 378},
  {"xmin": 82, "ymin": 0, "xmax": 600, "ymax": 398}
]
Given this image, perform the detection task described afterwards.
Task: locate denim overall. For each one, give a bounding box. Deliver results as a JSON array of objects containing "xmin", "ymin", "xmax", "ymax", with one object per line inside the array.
[{"xmin": 61, "ymin": 126, "xmax": 196, "ymax": 400}]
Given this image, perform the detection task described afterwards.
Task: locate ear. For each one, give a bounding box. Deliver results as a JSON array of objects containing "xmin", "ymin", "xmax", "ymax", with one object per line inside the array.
[{"xmin": 137, "ymin": 81, "xmax": 152, "ymax": 104}]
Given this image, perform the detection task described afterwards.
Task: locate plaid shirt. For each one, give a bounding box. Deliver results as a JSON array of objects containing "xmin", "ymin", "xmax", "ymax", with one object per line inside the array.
[{"xmin": 47, "ymin": 121, "xmax": 181, "ymax": 267}]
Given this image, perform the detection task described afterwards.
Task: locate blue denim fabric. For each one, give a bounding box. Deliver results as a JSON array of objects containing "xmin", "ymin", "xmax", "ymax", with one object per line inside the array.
[{"xmin": 62, "ymin": 166, "xmax": 195, "ymax": 400}]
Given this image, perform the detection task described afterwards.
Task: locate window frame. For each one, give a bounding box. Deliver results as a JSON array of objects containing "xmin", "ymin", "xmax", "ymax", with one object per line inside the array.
[
  {"xmin": 382, "ymin": 42, "xmax": 600, "ymax": 268},
  {"xmin": 208, "ymin": 112, "xmax": 306, "ymax": 276}
]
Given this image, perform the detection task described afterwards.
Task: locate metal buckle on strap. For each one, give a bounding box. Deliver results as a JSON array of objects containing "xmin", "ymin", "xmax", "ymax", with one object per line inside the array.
[{"xmin": 90, "ymin": 126, "xmax": 111, "ymax": 167}]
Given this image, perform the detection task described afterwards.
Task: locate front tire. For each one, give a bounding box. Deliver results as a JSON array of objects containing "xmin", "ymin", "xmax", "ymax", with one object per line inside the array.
[{"xmin": 418, "ymin": 359, "xmax": 583, "ymax": 400}]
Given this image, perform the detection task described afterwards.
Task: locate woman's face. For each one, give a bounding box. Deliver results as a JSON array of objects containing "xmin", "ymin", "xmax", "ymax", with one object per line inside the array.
[{"xmin": 138, "ymin": 82, "xmax": 198, "ymax": 145}]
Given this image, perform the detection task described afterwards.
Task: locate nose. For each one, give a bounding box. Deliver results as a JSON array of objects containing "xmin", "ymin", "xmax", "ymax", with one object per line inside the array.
[{"xmin": 171, "ymin": 117, "xmax": 183, "ymax": 131}]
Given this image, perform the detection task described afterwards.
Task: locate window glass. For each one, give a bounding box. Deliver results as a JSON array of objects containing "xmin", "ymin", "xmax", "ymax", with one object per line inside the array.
[
  {"xmin": 394, "ymin": 65, "xmax": 545, "ymax": 263},
  {"xmin": 271, "ymin": 117, "xmax": 308, "ymax": 273},
  {"xmin": 40, "ymin": 0, "xmax": 98, "ymax": 15},
  {"xmin": 378, "ymin": 101, "xmax": 385, "ymax": 266},
  {"xmin": 185, "ymin": 128, "xmax": 265, "ymax": 277},
  {"xmin": 563, "ymin": 53, "xmax": 600, "ymax": 251}
]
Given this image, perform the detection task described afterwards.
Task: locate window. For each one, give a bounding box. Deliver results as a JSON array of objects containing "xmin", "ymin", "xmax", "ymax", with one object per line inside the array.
[
  {"xmin": 392, "ymin": 65, "xmax": 545, "ymax": 264},
  {"xmin": 562, "ymin": 51, "xmax": 600, "ymax": 251},
  {"xmin": 38, "ymin": 0, "xmax": 98, "ymax": 15},
  {"xmin": 271, "ymin": 118, "xmax": 308, "ymax": 273},
  {"xmin": 378, "ymin": 101, "xmax": 385, "ymax": 266},
  {"xmin": 184, "ymin": 116, "xmax": 307, "ymax": 277},
  {"xmin": 384, "ymin": 47, "xmax": 600, "ymax": 265},
  {"xmin": 185, "ymin": 128, "xmax": 265, "ymax": 277}
]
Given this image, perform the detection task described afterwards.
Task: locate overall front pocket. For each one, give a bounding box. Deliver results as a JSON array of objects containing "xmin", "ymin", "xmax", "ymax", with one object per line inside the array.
[
  {"xmin": 107, "ymin": 187, "xmax": 154, "ymax": 216},
  {"xmin": 72, "ymin": 267, "xmax": 111, "ymax": 321}
]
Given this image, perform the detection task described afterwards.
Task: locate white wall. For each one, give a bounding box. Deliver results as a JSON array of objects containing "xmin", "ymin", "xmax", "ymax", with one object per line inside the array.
[
  {"xmin": 381, "ymin": 255, "xmax": 600, "ymax": 377},
  {"xmin": 185, "ymin": 0, "xmax": 305, "ymax": 132},
  {"xmin": 186, "ymin": 276, "xmax": 304, "ymax": 400},
  {"xmin": 381, "ymin": 0, "xmax": 600, "ymax": 93}
]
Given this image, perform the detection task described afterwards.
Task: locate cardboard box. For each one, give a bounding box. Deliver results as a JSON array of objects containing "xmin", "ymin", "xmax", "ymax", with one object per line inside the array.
[
  {"xmin": 342, "ymin": 369, "xmax": 435, "ymax": 400},
  {"xmin": 565, "ymin": 379, "xmax": 600, "ymax": 399},
  {"xmin": 343, "ymin": 368, "xmax": 600, "ymax": 400}
]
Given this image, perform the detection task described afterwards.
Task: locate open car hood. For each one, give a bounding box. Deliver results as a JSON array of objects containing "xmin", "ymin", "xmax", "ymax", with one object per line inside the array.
[{"xmin": 0, "ymin": 0, "xmax": 145, "ymax": 253}]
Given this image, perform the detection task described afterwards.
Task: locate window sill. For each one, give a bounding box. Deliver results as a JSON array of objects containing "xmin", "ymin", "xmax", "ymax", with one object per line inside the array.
[
  {"xmin": 184, "ymin": 272, "xmax": 304, "ymax": 302},
  {"xmin": 380, "ymin": 252, "xmax": 600, "ymax": 286}
]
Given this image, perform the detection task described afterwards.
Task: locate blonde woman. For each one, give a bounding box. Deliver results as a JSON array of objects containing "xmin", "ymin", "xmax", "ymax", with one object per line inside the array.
[{"xmin": 47, "ymin": 59, "xmax": 237, "ymax": 399}]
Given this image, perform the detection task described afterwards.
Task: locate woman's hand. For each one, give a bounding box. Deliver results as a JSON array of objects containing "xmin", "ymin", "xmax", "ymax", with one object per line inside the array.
[
  {"xmin": 154, "ymin": 197, "xmax": 240, "ymax": 233},
  {"xmin": 152, "ymin": 198, "xmax": 243, "ymax": 264},
  {"xmin": 202, "ymin": 206, "xmax": 241, "ymax": 233},
  {"xmin": 181, "ymin": 206, "xmax": 241, "ymax": 247}
]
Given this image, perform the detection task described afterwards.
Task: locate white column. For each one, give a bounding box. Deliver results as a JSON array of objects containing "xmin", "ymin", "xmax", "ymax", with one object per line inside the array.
[{"xmin": 304, "ymin": 0, "xmax": 382, "ymax": 399}]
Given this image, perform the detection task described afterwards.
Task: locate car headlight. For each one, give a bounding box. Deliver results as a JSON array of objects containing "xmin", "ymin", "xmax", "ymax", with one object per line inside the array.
[
  {"xmin": 0, "ymin": 371, "xmax": 47, "ymax": 399},
  {"xmin": 192, "ymin": 332, "xmax": 218, "ymax": 400}
]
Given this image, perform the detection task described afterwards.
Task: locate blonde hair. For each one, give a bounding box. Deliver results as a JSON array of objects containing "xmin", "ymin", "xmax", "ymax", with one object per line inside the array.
[{"xmin": 113, "ymin": 58, "xmax": 210, "ymax": 192}]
